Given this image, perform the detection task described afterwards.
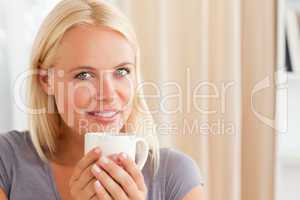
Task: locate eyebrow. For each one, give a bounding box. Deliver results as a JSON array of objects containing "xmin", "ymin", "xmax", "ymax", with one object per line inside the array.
[{"xmin": 68, "ymin": 62, "xmax": 135, "ymax": 72}]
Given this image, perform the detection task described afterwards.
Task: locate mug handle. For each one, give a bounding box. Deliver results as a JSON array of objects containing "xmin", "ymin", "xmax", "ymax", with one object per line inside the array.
[{"xmin": 134, "ymin": 138, "xmax": 149, "ymax": 170}]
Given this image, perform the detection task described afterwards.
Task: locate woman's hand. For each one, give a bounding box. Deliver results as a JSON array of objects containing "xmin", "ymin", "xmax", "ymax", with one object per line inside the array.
[
  {"xmin": 91, "ymin": 153, "xmax": 148, "ymax": 200},
  {"xmin": 69, "ymin": 147, "xmax": 103, "ymax": 200}
]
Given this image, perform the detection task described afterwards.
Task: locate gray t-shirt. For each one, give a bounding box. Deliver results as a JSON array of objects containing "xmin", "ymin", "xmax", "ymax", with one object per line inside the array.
[{"xmin": 0, "ymin": 130, "xmax": 204, "ymax": 200}]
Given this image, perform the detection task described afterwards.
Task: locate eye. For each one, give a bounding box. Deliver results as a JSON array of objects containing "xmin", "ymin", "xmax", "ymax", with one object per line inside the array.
[
  {"xmin": 74, "ymin": 71, "xmax": 94, "ymax": 80},
  {"xmin": 115, "ymin": 67, "xmax": 131, "ymax": 78}
]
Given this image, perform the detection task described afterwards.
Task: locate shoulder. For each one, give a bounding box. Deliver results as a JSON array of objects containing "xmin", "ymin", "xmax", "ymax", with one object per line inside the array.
[
  {"xmin": 0, "ymin": 130, "xmax": 39, "ymax": 167},
  {"xmin": 0, "ymin": 130, "xmax": 29, "ymax": 144},
  {"xmin": 159, "ymin": 148, "xmax": 200, "ymax": 170},
  {"xmin": 0, "ymin": 130, "xmax": 31, "ymax": 195},
  {"xmin": 0, "ymin": 131, "xmax": 53, "ymax": 198},
  {"xmin": 0, "ymin": 130, "xmax": 31, "ymax": 156},
  {"xmin": 156, "ymin": 148, "xmax": 204, "ymax": 200}
]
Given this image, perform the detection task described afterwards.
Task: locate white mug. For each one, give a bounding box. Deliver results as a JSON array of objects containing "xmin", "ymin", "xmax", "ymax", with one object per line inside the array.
[{"xmin": 84, "ymin": 132, "xmax": 149, "ymax": 170}]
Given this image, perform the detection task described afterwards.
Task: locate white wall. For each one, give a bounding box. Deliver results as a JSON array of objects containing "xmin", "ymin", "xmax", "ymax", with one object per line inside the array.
[
  {"xmin": 275, "ymin": 1, "xmax": 300, "ymax": 199},
  {"xmin": 277, "ymin": 78, "xmax": 300, "ymax": 200},
  {"xmin": 280, "ymin": 79, "xmax": 300, "ymax": 157},
  {"xmin": 0, "ymin": 0, "xmax": 60, "ymax": 133},
  {"xmin": 288, "ymin": 0, "xmax": 300, "ymax": 10},
  {"xmin": 0, "ymin": 0, "xmax": 12, "ymax": 132}
]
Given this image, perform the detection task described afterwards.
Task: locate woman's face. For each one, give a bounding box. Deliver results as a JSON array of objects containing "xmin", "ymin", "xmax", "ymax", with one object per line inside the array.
[{"xmin": 42, "ymin": 25, "xmax": 136, "ymax": 135}]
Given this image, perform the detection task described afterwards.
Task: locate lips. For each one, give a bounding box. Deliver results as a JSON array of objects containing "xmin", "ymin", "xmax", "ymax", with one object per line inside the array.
[
  {"xmin": 87, "ymin": 110, "xmax": 119, "ymax": 117},
  {"xmin": 86, "ymin": 110, "xmax": 121, "ymax": 123}
]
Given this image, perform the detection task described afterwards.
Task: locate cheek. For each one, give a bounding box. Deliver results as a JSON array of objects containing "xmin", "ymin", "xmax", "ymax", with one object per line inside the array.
[
  {"xmin": 117, "ymin": 83, "xmax": 135, "ymax": 120},
  {"xmin": 117, "ymin": 79, "xmax": 136, "ymax": 105},
  {"xmin": 72, "ymin": 87, "xmax": 94, "ymax": 109},
  {"xmin": 54, "ymin": 83, "xmax": 95, "ymax": 113}
]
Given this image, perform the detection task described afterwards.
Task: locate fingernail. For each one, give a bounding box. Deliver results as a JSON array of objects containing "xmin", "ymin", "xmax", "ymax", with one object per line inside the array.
[
  {"xmin": 95, "ymin": 180, "xmax": 102, "ymax": 189},
  {"xmin": 94, "ymin": 148, "xmax": 101, "ymax": 154},
  {"xmin": 92, "ymin": 164, "xmax": 101, "ymax": 174},
  {"xmin": 120, "ymin": 153, "xmax": 128, "ymax": 160},
  {"xmin": 99, "ymin": 156, "xmax": 109, "ymax": 164}
]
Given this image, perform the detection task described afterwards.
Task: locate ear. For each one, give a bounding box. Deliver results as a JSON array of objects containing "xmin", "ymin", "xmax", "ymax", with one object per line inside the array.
[{"xmin": 38, "ymin": 69, "xmax": 54, "ymax": 95}]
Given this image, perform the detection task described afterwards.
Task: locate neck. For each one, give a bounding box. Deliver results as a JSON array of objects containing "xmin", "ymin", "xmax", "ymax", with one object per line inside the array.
[{"xmin": 50, "ymin": 126, "xmax": 85, "ymax": 167}]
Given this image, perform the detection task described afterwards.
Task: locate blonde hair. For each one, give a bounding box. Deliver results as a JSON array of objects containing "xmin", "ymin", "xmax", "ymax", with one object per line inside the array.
[{"xmin": 27, "ymin": 0, "xmax": 159, "ymax": 175}]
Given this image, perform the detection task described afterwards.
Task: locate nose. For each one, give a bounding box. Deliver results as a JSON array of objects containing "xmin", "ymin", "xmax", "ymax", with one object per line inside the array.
[{"xmin": 96, "ymin": 75, "xmax": 116, "ymax": 103}]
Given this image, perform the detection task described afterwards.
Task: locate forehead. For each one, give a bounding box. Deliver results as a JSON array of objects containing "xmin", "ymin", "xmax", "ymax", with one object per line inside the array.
[{"xmin": 54, "ymin": 24, "xmax": 135, "ymax": 70}]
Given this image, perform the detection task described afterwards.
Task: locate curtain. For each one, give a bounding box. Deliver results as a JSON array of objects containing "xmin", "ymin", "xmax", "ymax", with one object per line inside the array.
[{"xmin": 114, "ymin": 0, "xmax": 278, "ymax": 200}]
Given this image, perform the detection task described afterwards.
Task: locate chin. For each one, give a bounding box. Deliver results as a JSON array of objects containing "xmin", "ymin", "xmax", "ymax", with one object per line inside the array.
[
  {"xmin": 80, "ymin": 120, "xmax": 124, "ymax": 134},
  {"xmin": 75, "ymin": 110, "xmax": 129, "ymax": 134}
]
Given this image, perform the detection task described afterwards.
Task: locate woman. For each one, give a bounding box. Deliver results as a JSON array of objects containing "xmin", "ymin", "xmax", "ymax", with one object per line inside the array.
[{"xmin": 0, "ymin": 0, "xmax": 204, "ymax": 199}]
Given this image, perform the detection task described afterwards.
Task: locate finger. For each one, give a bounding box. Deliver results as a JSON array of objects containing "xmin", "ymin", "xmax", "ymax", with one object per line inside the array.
[
  {"xmin": 97, "ymin": 156, "xmax": 139, "ymax": 199},
  {"xmin": 90, "ymin": 195, "xmax": 98, "ymax": 200},
  {"xmin": 108, "ymin": 154, "xmax": 122, "ymax": 166},
  {"xmin": 70, "ymin": 147, "xmax": 101, "ymax": 183},
  {"xmin": 118, "ymin": 153, "xmax": 147, "ymax": 191},
  {"xmin": 91, "ymin": 163, "xmax": 129, "ymax": 200},
  {"xmin": 72, "ymin": 165, "xmax": 95, "ymax": 192},
  {"xmin": 82, "ymin": 178, "xmax": 98, "ymax": 199},
  {"xmin": 94, "ymin": 180, "xmax": 113, "ymax": 200}
]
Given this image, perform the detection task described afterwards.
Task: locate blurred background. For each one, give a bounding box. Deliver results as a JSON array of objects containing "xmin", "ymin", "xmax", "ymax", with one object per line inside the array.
[
  {"xmin": 279, "ymin": 0, "xmax": 300, "ymax": 200},
  {"xmin": 0, "ymin": 0, "xmax": 299, "ymax": 200}
]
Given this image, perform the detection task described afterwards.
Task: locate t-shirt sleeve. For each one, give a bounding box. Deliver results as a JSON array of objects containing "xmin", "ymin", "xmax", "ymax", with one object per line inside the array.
[
  {"xmin": 165, "ymin": 149, "xmax": 204, "ymax": 200},
  {"xmin": 0, "ymin": 134, "xmax": 13, "ymax": 196}
]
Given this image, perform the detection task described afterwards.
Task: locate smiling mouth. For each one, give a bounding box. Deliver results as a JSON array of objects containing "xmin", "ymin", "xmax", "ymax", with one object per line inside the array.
[{"xmin": 86, "ymin": 110, "xmax": 121, "ymax": 123}]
